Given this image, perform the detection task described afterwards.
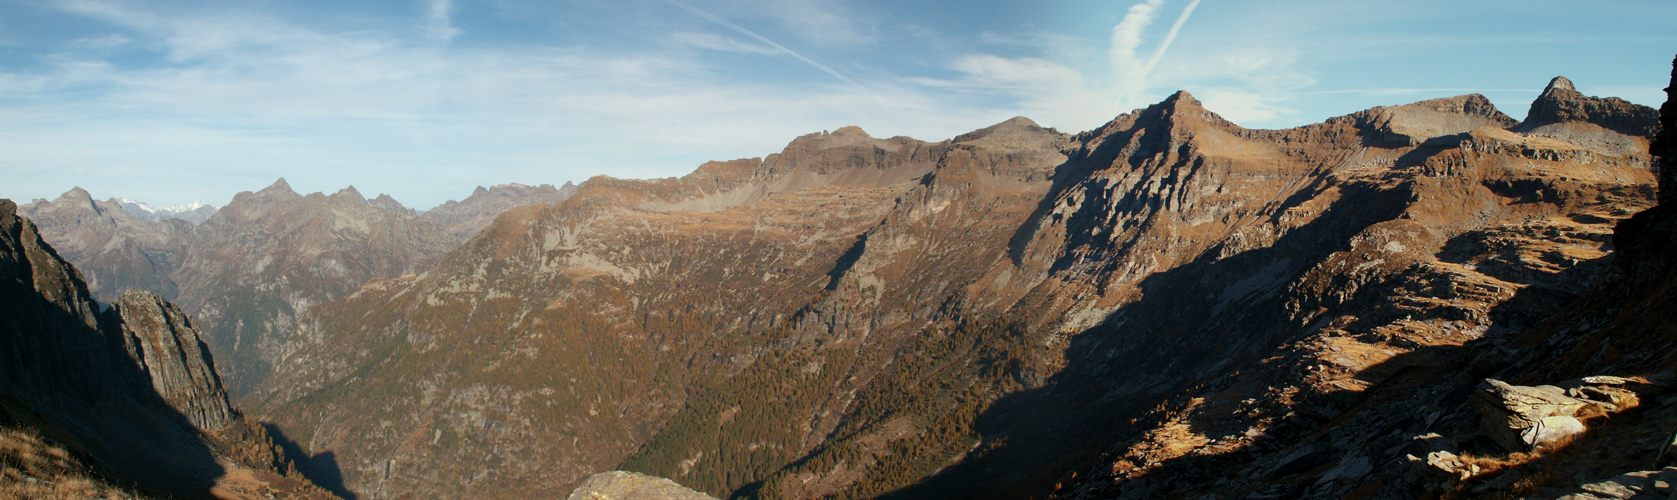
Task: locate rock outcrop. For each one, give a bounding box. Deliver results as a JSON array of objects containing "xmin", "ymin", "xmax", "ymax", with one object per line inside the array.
[
  {"xmin": 1473, "ymin": 379, "xmax": 1596, "ymax": 451},
  {"xmin": 567, "ymin": 471, "xmax": 718, "ymax": 500},
  {"xmin": 108, "ymin": 290, "xmax": 236, "ymax": 431},
  {"xmin": 423, "ymin": 181, "xmax": 579, "ymax": 240}
]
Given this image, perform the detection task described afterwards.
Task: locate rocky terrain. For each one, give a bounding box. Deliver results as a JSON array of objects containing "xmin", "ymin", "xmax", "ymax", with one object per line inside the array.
[
  {"xmin": 1041, "ymin": 62, "xmax": 1677, "ymax": 500},
  {"xmin": 234, "ymin": 64, "xmax": 1667, "ymax": 500},
  {"xmin": 21, "ymin": 181, "xmax": 461, "ymax": 396},
  {"xmin": 423, "ymin": 182, "xmax": 580, "ymax": 241},
  {"xmin": 0, "ymin": 199, "xmax": 335, "ymax": 499}
]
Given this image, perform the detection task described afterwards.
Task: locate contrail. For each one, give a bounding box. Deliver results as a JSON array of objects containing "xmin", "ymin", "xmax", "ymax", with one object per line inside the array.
[
  {"xmin": 663, "ymin": 0, "xmax": 885, "ymax": 105},
  {"xmin": 1140, "ymin": 0, "xmax": 1200, "ymax": 77},
  {"xmin": 1110, "ymin": 0, "xmax": 1200, "ymax": 108}
]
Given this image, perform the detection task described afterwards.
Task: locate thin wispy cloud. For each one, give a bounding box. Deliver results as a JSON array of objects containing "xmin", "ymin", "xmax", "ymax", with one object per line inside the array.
[
  {"xmin": 672, "ymin": 31, "xmax": 780, "ymax": 55},
  {"xmin": 663, "ymin": 0, "xmax": 885, "ymax": 105},
  {"xmin": 1110, "ymin": 0, "xmax": 1201, "ymax": 110},
  {"xmin": 427, "ymin": 0, "xmax": 462, "ymax": 42}
]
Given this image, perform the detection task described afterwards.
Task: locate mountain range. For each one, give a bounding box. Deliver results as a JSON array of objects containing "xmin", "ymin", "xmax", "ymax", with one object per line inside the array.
[
  {"xmin": 239, "ymin": 70, "xmax": 1667, "ymax": 499},
  {"xmin": 17, "ymin": 181, "xmax": 573, "ymax": 397},
  {"xmin": 8, "ymin": 58, "xmax": 1677, "ymax": 500}
]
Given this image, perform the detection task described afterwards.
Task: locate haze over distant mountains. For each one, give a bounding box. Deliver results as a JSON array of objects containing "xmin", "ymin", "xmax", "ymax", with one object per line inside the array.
[{"xmin": 17, "ymin": 180, "xmax": 576, "ymax": 397}]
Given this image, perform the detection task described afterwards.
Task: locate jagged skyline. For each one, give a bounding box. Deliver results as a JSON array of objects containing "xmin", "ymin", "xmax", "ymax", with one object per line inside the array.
[{"xmin": 2, "ymin": 0, "xmax": 1673, "ymax": 209}]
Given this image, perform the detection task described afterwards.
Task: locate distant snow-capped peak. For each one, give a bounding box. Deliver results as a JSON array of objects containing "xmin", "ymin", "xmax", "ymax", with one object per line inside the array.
[{"xmin": 116, "ymin": 198, "xmax": 158, "ymax": 214}]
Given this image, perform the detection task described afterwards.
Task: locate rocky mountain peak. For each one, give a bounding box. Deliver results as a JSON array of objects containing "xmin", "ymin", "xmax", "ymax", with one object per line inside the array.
[
  {"xmin": 424, "ymin": 182, "xmax": 579, "ymax": 240},
  {"xmin": 369, "ymin": 193, "xmax": 415, "ymax": 215},
  {"xmin": 1342, "ymin": 93, "xmax": 1519, "ymax": 147},
  {"xmin": 332, "ymin": 185, "xmax": 365, "ymax": 202},
  {"xmin": 259, "ymin": 177, "xmax": 296, "ymax": 195},
  {"xmin": 61, "ymin": 186, "xmax": 94, "ymax": 203},
  {"xmin": 954, "ymin": 115, "xmax": 1065, "ymax": 151},
  {"xmin": 48, "ymin": 186, "xmax": 102, "ymax": 214},
  {"xmin": 1547, "ymin": 75, "xmax": 1577, "ymax": 93},
  {"xmin": 831, "ymin": 125, "xmax": 868, "ymax": 136},
  {"xmin": 1148, "ymin": 89, "xmax": 1233, "ymax": 130},
  {"xmin": 1163, "ymin": 89, "xmax": 1199, "ymax": 106},
  {"xmin": 1518, "ymin": 75, "xmax": 1659, "ymax": 137}
]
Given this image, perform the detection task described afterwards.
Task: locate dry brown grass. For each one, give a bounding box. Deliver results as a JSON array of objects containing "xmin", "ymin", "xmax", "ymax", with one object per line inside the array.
[{"xmin": 0, "ymin": 428, "xmax": 146, "ymax": 500}]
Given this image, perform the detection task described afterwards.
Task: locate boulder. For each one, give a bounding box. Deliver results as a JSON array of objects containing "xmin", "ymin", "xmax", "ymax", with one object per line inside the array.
[{"xmin": 1472, "ymin": 379, "xmax": 1595, "ymax": 451}]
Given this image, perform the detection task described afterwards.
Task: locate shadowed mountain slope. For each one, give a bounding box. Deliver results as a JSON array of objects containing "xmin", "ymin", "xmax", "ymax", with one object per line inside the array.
[{"xmin": 0, "ymin": 199, "xmax": 336, "ymax": 499}]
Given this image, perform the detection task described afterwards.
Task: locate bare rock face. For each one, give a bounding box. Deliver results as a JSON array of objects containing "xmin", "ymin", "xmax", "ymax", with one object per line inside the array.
[
  {"xmin": 567, "ymin": 471, "xmax": 718, "ymax": 500},
  {"xmin": 108, "ymin": 290, "xmax": 235, "ymax": 431},
  {"xmin": 423, "ymin": 181, "xmax": 579, "ymax": 240}
]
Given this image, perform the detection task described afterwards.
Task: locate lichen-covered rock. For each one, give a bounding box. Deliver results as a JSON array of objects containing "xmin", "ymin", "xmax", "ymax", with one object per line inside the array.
[
  {"xmin": 567, "ymin": 471, "xmax": 717, "ymax": 500},
  {"xmin": 108, "ymin": 290, "xmax": 235, "ymax": 431}
]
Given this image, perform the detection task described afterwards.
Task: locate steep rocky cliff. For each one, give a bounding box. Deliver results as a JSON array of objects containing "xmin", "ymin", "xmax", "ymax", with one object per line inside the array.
[
  {"xmin": 0, "ymin": 199, "xmax": 335, "ymax": 499},
  {"xmin": 423, "ymin": 181, "xmax": 580, "ymax": 241},
  {"xmin": 245, "ymin": 71, "xmax": 1661, "ymax": 500},
  {"xmin": 109, "ymin": 290, "xmax": 236, "ymax": 431}
]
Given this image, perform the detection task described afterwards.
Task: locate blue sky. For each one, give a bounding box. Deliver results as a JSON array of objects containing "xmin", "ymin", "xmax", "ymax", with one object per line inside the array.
[{"xmin": 2, "ymin": 0, "xmax": 1674, "ymax": 209}]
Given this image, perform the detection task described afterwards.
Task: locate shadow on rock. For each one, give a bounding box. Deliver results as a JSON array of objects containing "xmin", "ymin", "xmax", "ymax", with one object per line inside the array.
[{"xmin": 262, "ymin": 422, "xmax": 358, "ymax": 500}]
